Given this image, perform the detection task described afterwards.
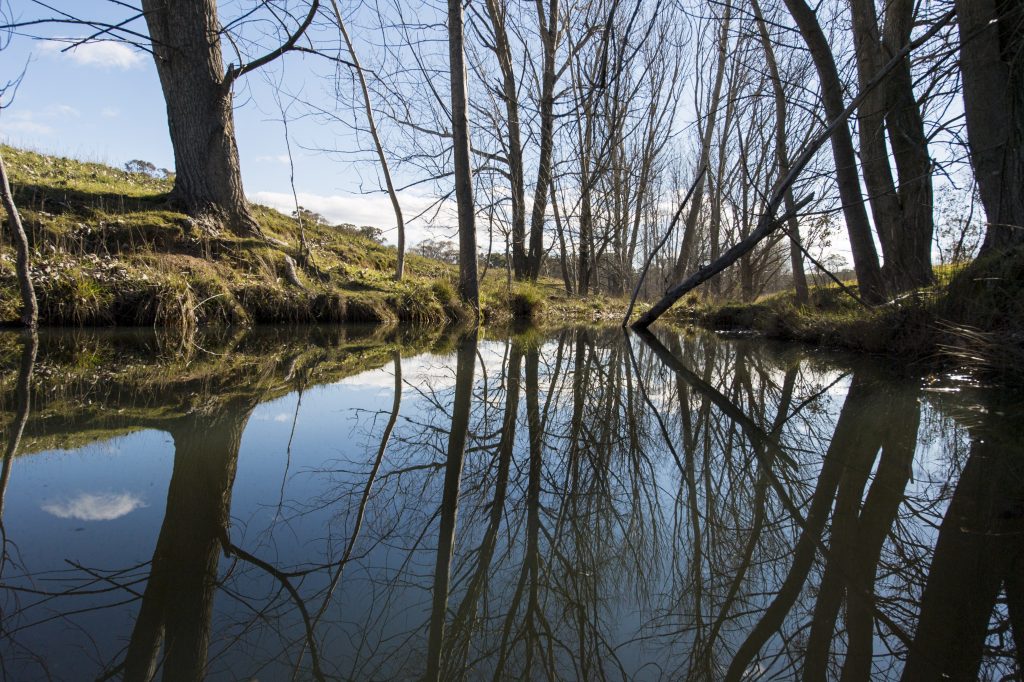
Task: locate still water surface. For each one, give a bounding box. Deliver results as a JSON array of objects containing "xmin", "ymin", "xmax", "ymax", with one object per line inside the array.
[{"xmin": 0, "ymin": 325, "xmax": 1020, "ymax": 680}]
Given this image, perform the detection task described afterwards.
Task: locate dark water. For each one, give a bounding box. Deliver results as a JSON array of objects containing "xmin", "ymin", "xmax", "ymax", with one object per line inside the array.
[{"xmin": 0, "ymin": 325, "xmax": 1021, "ymax": 681}]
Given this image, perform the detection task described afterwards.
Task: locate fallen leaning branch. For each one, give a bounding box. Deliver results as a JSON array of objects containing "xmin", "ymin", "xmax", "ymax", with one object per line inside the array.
[
  {"xmin": 622, "ymin": 164, "xmax": 707, "ymax": 327},
  {"xmin": 631, "ymin": 8, "xmax": 956, "ymax": 330},
  {"xmin": 632, "ymin": 195, "xmax": 813, "ymax": 328}
]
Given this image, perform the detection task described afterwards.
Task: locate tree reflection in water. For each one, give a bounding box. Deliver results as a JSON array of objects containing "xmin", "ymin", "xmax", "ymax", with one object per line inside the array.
[{"xmin": 0, "ymin": 325, "xmax": 1019, "ymax": 680}]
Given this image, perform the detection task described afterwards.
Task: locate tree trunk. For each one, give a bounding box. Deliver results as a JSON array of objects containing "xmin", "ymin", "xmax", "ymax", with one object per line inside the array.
[
  {"xmin": 849, "ymin": 0, "xmax": 934, "ymax": 292},
  {"xmin": 751, "ymin": 0, "xmax": 809, "ymax": 304},
  {"xmin": 551, "ymin": 177, "xmax": 574, "ymax": 294},
  {"xmin": 141, "ymin": 0, "xmax": 261, "ymax": 237},
  {"xmin": 485, "ymin": 0, "xmax": 527, "ymax": 280},
  {"xmin": 673, "ymin": 0, "xmax": 731, "ymax": 281},
  {"xmin": 526, "ymin": 0, "xmax": 560, "ymax": 280},
  {"xmin": 955, "ymin": 0, "xmax": 1024, "ymax": 252},
  {"xmin": 782, "ymin": 0, "xmax": 886, "ymax": 302},
  {"xmin": 578, "ymin": 180, "xmax": 593, "ymax": 295},
  {"xmin": 880, "ymin": 0, "xmax": 934, "ymax": 289},
  {"xmin": 0, "ymin": 150, "xmax": 38, "ymax": 327},
  {"xmin": 447, "ymin": 0, "xmax": 480, "ymax": 308}
]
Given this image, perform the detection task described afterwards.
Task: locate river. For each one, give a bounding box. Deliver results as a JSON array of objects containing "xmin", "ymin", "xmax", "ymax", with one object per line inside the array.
[{"xmin": 0, "ymin": 325, "xmax": 1020, "ymax": 680}]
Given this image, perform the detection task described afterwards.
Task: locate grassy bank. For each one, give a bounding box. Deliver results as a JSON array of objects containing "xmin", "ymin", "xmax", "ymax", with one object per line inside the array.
[
  {"xmin": 0, "ymin": 146, "xmax": 624, "ymax": 329},
  {"xmin": 665, "ymin": 254, "xmax": 1024, "ymax": 383}
]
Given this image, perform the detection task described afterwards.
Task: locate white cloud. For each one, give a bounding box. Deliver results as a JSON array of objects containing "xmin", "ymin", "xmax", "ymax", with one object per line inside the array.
[
  {"xmin": 256, "ymin": 154, "xmax": 291, "ymax": 165},
  {"xmin": 42, "ymin": 492, "xmax": 147, "ymax": 521},
  {"xmin": 2, "ymin": 105, "xmax": 79, "ymax": 137},
  {"xmin": 249, "ymin": 189, "xmax": 458, "ymax": 247},
  {"xmin": 48, "ymin": 104, "xmax": 80, "ymax": 118},
  {"xmin": 39, "ymin": 39, "xmax": 145, "ymax": 70},
  {"xmin": 101, "ymin": 107, "xmax": 120, "ymax": 118},
  {"xmin": 4, "ymin": 118, "xmax": 53, "ymax": 136}
]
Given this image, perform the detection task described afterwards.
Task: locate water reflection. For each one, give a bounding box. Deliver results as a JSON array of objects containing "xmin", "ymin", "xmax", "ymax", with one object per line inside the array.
[{"xmin": 0, "ymin": 325, "xmax": 1019, "ymax": 680}]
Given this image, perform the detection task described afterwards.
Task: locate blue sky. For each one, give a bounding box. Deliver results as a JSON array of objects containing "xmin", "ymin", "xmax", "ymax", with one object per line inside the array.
[{"xmin": 0, "ymin": 1, "xmax": 453, "ymax": 245}]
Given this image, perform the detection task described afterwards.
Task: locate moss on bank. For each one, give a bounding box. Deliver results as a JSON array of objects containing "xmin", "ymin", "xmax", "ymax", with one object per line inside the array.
[
  {"xmin": 0, "ymin": 146, "xmax": 625, "ymax": 328},
  {"xmin": 664, "ymin": 255, "xmax": 1024, "ymax": 383}
]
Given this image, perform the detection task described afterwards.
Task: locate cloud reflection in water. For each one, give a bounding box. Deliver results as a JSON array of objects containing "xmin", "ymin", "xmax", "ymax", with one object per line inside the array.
[{"xmin": 42, "ymin": 492, "xmax": 147, "ymax": 521}]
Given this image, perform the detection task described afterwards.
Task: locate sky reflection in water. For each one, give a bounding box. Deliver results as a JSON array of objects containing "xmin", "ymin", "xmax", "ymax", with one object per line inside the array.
[{"xmin": 0, "ymin": 325, "xmax": 1020, "ymax": 681}]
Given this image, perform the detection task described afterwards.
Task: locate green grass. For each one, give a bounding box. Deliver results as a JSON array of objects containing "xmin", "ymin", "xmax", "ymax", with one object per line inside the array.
[{"xmin": 0, "ymin": 146, "xmax": 624, "ymax": 329}]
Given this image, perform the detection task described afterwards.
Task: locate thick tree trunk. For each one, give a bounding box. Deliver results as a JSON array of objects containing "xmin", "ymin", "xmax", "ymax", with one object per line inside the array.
[
  {"xmin": 849, "ymin": 0, "xmax": 934, "ymax": 292},
  {"xmin": 849, "ymin": 0, "xmax": 903, "ymax": 256},
  {"xmin": 782, "ymin": 0, "xmax": 886, "ymax": 302},
  {"xmin": 881, "ymin": 0, "xmax": 934, "ymax": 289},
  {"xmin": 955, "ymin": 0, "xmax": 1024, "ymax": 252},
  {"xmin": 447, "ymin": 0, "xmax": 480, "ymax": 309},
  {"xmin": 141, "ymin": 0, "xmax": 261, "ymax": 237},
  {"xmin": 0, "ymin": 151, "xmax": 37, "ymax": 327}
]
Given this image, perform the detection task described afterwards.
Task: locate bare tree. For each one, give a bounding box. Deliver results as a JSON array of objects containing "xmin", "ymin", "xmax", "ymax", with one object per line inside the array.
[
  {"xmin": 751, "ymin": 0, "xmax": 809, "ymax": 304},
  {"xmin": 780, "ymin": 0, "xmax": 885, "ymax": 302},
  {"xmin": 525, "ymin": 0, "xmax": 562, "ymax": 280},
  {"xmin": 139, "ymin": 0, "xmax": 320, "ymax": 237},
  {"xmin": 0, "ymin": 151, "xmax": 36, "ymax": 328}
]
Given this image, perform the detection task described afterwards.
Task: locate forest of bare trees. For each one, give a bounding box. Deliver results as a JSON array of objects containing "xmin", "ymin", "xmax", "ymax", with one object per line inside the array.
[{"xmin": 3, "ymin": 0, "xmax": 1021, "ymax": 319}]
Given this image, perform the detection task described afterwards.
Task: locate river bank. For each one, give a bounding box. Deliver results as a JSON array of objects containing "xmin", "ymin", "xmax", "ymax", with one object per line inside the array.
[
  {"xmin": 664, "ymin": 247, "xmax": 1024, "ymax": 386},
  {"xmin": 3, "ymin": 145, "xmax": 1020, "ymax": 386},
  {"xmin": 0, "ymin": 146, "xmax": 625, "ymax": 330}
]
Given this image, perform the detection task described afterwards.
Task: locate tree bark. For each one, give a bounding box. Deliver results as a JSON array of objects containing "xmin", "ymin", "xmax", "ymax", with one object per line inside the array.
[
  {"xmin": 781, "ymin": 0, "xmax": 886, "ymax": 302},
  {"xmin": 0, "ymin": 150, "xmax": 37, "ymax": 327},
  {"xmin": 447, "ymin": 0, "xmax": 480, "ymax": 309},
  {"xmin": 141, "ymin": 0, "xmax": 262, "ymax": 237},
  {"xmin": 955, "ymin": 0, "xmax": 1024, "ymax": 252}
]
